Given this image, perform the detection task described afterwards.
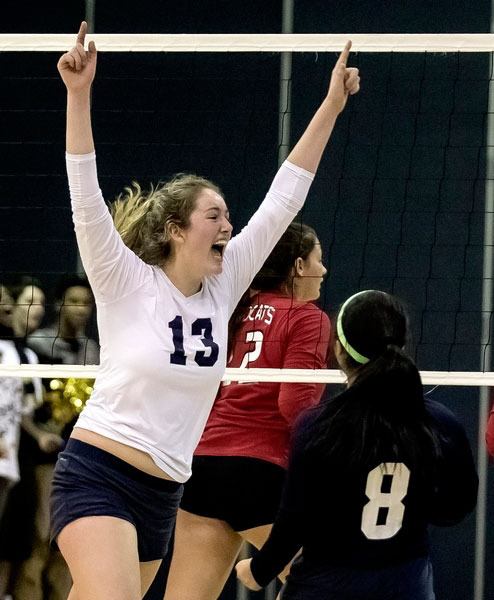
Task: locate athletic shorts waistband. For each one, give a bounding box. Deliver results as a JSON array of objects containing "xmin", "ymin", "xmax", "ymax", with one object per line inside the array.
[{"xmin": 63, "ymin": 438, "xmax": 181, "ymax": 492}]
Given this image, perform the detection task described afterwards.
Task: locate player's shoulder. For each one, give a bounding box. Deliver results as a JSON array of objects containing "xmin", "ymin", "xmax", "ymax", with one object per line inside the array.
[
  {"xmin": 279, "ymin": 298, "xmax": 330, "ymax": 326},
  {"xmin": 425, "ymin": 397, "xmax": 456, "ymax": 420},
  {"xmin": 424, "ymin": 398, "xmax": 465, "ymax": 436},
  {"xmin": 298, "ymin": 301, "xmax": 329, "ymax": 318}
]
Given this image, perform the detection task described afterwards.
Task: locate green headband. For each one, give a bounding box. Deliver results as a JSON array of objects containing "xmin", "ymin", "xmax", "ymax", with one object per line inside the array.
[{"xmin": 336, "ymin": 290, "xmax": 374, "ymax": 365}]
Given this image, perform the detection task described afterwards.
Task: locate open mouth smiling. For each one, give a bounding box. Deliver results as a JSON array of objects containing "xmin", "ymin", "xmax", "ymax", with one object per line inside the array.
[{"xmin": 211, "ymin": 241, "xmax": 227, "ymax": 258}]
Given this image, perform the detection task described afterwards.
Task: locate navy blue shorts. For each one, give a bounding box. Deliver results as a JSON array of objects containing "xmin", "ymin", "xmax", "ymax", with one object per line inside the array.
[
  {"xmin": 281, "ymin": 556, "xmax": 435, "ymax": 600},
  {"xmin": 50, "ymin": 439, "xmax": 183, "ymax": 562},
  {"xmin": 180, "ymin": 455, "xmax": 285, "ymax": 531}
]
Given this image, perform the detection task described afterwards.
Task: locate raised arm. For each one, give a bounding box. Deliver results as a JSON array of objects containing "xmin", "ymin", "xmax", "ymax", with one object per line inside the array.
[
  {"xmin": 287, "ymin": 41, "xmax": 359, "ymax": 173},
  {"xmin": 56, "ymin": 23, "xmax": 148, "ymax": 303},
  {"xmin": 223, "ymin": 43, "xmax": 359, "ymax": 311},
  {"xmin": 57, "ymin": 21, "xmax": 97, "ymax": 154}
]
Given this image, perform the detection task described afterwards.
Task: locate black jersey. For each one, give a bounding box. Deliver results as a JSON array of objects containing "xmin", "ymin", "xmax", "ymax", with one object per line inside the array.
[{"xmin": 250, "ymin": 394, "xmax": 478, "ymax": 587}]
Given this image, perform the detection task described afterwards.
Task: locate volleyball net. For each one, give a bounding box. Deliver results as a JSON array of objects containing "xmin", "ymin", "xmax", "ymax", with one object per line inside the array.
[
  {"xmin": 1, "ymin": 33, "xmax": 494, "ymax": 383},
  {"xmin": 0, "ymin": 31, "xmax": 493, "ymax": 600}
]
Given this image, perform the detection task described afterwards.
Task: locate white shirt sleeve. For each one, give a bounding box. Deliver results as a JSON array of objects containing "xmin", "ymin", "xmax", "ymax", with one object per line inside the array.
[
  {"xmin": 23, "ymin": 348, "xmax": 43, "ymax": 413},
  {"xmin": 66, "ymin": 152, "xmax": 150, "ymax": 304},
  {"xmin": 222, "ymin": 160, "xmax": 314, "ymax": 314}
]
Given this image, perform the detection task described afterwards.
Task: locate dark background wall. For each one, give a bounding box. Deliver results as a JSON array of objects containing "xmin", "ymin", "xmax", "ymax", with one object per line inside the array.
[{"xmin": 0, "ymin": 1, "xmax": 492, "ymax": 599}]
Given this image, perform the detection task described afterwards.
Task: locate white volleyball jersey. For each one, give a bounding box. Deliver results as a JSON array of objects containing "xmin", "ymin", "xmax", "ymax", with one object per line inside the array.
[
  {"xmin": 0, "ymin": 341, "xmax": 41, "ymax": 482},
  {"xmin": 68, "ymin": 152, "xmax": 313, "ymax": 482}
]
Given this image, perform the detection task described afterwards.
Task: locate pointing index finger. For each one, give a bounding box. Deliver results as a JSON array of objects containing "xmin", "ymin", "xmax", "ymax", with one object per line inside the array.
[
  {"xmin": 336, "ymin": 40, "xmax": 352, "ymax": 68},
  {"xmin": 76, "ymin": 21, "xmax": 87, "ymax": 47}
]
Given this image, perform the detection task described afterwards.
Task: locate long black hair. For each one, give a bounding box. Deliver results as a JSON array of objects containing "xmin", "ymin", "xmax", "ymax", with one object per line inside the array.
[
  {"xmin": 228, "ymin": 222, "xmax": 317, "ymax": 352},
  {"xmin": 307, "ymin": 290, "xmax": 442, "ymax": 477}
]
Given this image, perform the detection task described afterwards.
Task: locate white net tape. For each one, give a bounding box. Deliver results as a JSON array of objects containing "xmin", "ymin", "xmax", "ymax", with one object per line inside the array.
[
  {"xmin": 0, "ymin": 365, "xmax": 492, "ymax": 386},
  {"xmin": 1, "ymin": 33, "xmax": 494, "ymax": 52}
]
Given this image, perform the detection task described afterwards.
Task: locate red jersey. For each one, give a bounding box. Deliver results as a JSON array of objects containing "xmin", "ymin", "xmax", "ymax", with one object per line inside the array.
[
  {"xmin": 486, "ymin": 403, "xmax": 494, "ymax": 457},
  {"xmin": 195, "ymin": 291, "xmax": 331, "ymax": 468}
]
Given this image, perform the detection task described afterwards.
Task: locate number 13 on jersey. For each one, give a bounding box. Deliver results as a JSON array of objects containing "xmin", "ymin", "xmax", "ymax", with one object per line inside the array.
[{"xmin": 168, "ymin": 316, "xmax": 219, "ymax": 367}]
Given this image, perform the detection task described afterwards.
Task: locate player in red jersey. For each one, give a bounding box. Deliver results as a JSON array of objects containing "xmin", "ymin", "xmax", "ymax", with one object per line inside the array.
[{"xmin": 163, "ymin": 222, "xmax": 331, "ymax": 600}]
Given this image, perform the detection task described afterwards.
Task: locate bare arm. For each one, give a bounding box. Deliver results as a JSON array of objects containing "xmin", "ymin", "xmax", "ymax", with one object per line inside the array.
[
  {"xmin": 286, "ymin": 41, "xmax": 360, "ymax": 173},
  {"xmin": 57, "ymin": 21, "xmax": 97, "ymax": 154}
]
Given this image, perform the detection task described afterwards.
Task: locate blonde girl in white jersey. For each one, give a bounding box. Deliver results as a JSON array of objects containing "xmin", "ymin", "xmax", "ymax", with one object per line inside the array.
[{"xmin": 50, "ymin": 21, "xmax": 359, "ymax": 600}]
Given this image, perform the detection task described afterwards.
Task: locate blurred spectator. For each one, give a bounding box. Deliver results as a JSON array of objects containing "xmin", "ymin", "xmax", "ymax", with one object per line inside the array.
[
  {"xmin": 0, "ymin": 285, "xmax": 13, "ymax": 337},
  {"xmin": 0, "ymin": 278, "xmax": 49, "ymax": 599},
  {"xmin": 9, "ymin": 275, "xmax": 98, "ymax": 600},
  {"xmin": 0, "ymin": 284, "xmax": 17, "ymax": 520},
  {"xmin": 27, "ymin": 274, "xmax": 99, "ymax": 366}
]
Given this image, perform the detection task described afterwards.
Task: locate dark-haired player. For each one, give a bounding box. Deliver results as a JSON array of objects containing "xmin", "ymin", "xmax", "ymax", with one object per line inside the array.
[{"xmin": 237, "ymin": 290, "xmax": 478, "ymax": 600}]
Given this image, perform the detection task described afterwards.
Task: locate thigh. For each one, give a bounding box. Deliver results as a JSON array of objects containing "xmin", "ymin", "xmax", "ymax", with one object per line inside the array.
[
  {"xmin": 65, "ymin": 566, "xmax": 159, "ymax": 600},
  {"xmin": 164, "ymin": 508, "xmax": 243, "ymax": 600},
  {"xmin": 140, "ymin": 559, "xmax": 162, "ymax": 597},
  {"xmin": 58, "ymin": 515, "xmax": 141, "ymax": 600},
  {"xmin": 239, "ymin": 523, "xmax": 272, "ymax": 550},
  {"xmin": 51, "ymin": 440, "xmax": 182, "ymax": 563}
]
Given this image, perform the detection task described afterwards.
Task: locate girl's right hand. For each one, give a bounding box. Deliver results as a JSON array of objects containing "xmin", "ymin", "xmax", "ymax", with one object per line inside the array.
[{"xmin": 57, "ymin": 21, "xmax": 97, "ymax": 93}]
